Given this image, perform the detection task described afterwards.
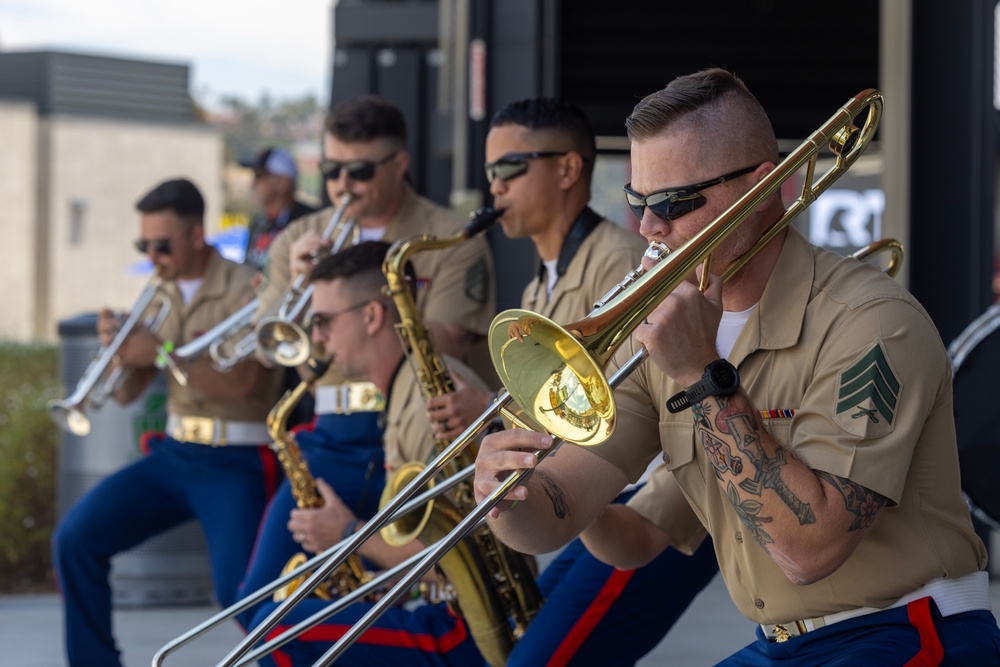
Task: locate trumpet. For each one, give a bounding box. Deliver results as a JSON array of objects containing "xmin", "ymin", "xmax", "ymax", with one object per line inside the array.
[
  {"xmin": 228, "ymin": 89, "xmax": 886, "ymax": 667},
  {"xmin": 170, "ymin": 298, "xmax": 259, "ymax": 373},
  {"xmin": 48, "ymin": 277, "xmax": 171, "ymax": 436},
  {"xmin": 256, "ymin": 193, "xmax": 357, "ymax": 367}
]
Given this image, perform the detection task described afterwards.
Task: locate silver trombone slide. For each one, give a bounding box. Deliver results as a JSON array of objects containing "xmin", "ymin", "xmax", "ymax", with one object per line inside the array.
[
  {"xmin": 152, "ymin": 467, "xmax": 472, "ymax": 667},
  {"xmin": 312, "ymin": 355, "xmax": 644, "ymax": 666},
  {"xmin": 216, "ymin": 399, "xmax": 511, "ymax": 667}
]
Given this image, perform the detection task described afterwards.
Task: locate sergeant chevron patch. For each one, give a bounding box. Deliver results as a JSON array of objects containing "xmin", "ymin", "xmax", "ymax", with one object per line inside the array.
[{"xmin": 834, "ymin": 341, "xmax": 899, "ymax": 438}]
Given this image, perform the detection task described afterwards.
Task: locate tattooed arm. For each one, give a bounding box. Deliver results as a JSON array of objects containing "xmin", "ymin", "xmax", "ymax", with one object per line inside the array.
[
  {"xmin": 692, "ymin": 389, "xmax": 888, "ymax": 584},
  {"xmin": 475, "ymin": 429, "xmax": 630, "ymax": 555}
]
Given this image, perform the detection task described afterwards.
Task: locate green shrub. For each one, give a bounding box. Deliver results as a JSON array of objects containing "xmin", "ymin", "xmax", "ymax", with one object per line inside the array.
[{"xmin": 0, "ymin": 342, "xmax": 58, "ymax": 593}]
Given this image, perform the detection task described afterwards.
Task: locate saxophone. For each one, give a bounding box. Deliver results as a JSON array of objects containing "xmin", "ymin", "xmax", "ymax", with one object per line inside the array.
[
  {"xmin": 379, "ymin": 207, "xmax": 543, "ymax": 667},
  {"xmin": 268, "ymin": 357, "xmax": 376, "ymax": 602}
]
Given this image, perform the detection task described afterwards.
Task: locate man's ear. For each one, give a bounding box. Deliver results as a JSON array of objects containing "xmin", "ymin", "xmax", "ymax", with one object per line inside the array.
[
  {"xmin": 559, "ymin": 152, "xmax": 585, "ymax": 189},
  {"xmin": 366, "ymin": 300, "xmax": 386, "ymax": 335}
]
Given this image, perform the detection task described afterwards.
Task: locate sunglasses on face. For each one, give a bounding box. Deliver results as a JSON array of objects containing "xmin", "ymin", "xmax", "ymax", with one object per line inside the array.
[
  {"xmin": 311, "ymin": 300, "xmax": 382, "ymax": 334},
  {"xmin": 483, "ymin": 151, "xmax": 570, "ymax": 184},
  {"xmin": 623, "ymin": 164, "xmax": 760, "ymax": 222},
  {"xmin": 319, "ymin": 151, "xmax": 399, "ymax": 182},
  {"xmin": 134, "ymin": 238, "xmax": 172, "ymax": 255}
]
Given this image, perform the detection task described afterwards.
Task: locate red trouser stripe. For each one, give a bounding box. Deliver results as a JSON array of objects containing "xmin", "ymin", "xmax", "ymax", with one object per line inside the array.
[
  {"xmin": 903, "ymin": 597, "xmax": 944, "ymax": 667},
  {"xmin": 267, "ymin": 613, "xmax": 469, "ymax": 665},
  {"xmin": 547, "ymin": 567, "xmax": 636, "ymax": 667},
  {"xmin": 257, "ymin": 445, "xmax": 281, "ymax": 498}
]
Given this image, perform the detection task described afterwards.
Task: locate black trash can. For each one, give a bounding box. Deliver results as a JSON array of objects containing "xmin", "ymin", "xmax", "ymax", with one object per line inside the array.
[{"xmin": 54, "ymin": 313, "xmax": 213, "ymax": 607}]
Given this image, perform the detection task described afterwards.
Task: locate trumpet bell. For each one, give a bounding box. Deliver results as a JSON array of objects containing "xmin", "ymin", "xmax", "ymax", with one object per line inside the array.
[
  {"xmin": 257, "ymin": 320, "xmax": 312, "ymax": 367},
  {"xmin": 489, "ymin": 309, "xmax": 614, "ymax": 445},
  {"xmin": 47, "ymin": 401, "xmax": 92, "ymax": 436}
]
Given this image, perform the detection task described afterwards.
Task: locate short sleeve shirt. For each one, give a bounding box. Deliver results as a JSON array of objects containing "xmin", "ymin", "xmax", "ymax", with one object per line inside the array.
[
  {"xmin": 589, "ymin": 228, "xmax": 987, "ymax": 624},
  {"xmin": 155, "ymin": 248, "xmax": 284, "ymax": 421},
  {"xmin": 257, "ymin": 186, "xmax": 497, "ymax": 389}
]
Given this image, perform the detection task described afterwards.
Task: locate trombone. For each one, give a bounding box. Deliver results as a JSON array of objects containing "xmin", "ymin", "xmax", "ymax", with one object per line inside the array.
[
  {"xmin": 48, "ymin": 277, "xmax": 171, "ymax": 436},
  {"xmin": 223, "ymin": 88, "xmax": 886, "ymax": 666},
  {"xmin": 255, "ymin": 193, "xmax": 357, "ymax": 368}
]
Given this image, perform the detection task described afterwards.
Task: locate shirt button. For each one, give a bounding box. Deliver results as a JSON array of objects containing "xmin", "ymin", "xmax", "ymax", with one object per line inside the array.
[
  {"xmin": 662, "ymin": 452, "xmax": 671, "ymax": 465},
  {"xmin": 735, "ymin": 531, "xmax": 743, "ymax": 543},
  {"xmin": 754, "ymin": 598, "xmax": 765, "ymax": 609}
]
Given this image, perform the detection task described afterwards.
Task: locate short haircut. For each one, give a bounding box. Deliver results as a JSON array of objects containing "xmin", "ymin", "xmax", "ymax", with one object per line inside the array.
[
  {"xmin": 135, "ymin": 178, "xmax": 205, "ymax": 225},
  {"xmin": 310, "ymin": 240, "xmax": 416, "ymax": 304},
  {"xmin": 625, "ymin": 68, "xmax": 779, "ymax": 169},
  {"xmin": 324, "ymin": 95, "xmax": 407, "ymax": 147},
  {"xmin": 490, "ymin": 97, "xmax": 597, "ymax": 172}
]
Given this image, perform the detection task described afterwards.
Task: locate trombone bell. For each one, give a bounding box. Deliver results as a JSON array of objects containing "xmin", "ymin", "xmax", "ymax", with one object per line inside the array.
[{"xmin": 489, "ymin": 310, "xmax": 613, "ymax": 445}]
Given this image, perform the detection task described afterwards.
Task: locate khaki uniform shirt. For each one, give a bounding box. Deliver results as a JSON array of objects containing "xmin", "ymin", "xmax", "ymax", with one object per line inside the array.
[
  {"xmin": 521, "ymin": 215, "xmax": 647, "ymax": 324},
  {"xmin": 156, "ymin": 248, "xmax": 283, "ymax": 421},
  {"xmin": 257, "ymin": 186, "xmax": 497, "ymax": 389},
  {"xmin": 590, "ymin": 228, "xmax": 986, "ymax": 624},
  {"xmin": 383, "ymin": 355, "xmax": 491, "ymax": 473}
]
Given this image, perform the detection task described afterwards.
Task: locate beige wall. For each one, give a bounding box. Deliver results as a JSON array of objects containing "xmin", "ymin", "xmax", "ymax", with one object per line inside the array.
[
  {"xmin": 0, "ymin": 100, "xmax": 40, "ymax": 341},
  {"xmin": 39, "ymin": 116, "xmax": 222, "ymax": 342}
]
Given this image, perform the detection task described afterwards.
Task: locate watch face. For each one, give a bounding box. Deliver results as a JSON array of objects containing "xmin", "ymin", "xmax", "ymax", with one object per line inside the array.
[{"xmin": 709, "ymin": 361, "xmax": 739, "ymax": 393}]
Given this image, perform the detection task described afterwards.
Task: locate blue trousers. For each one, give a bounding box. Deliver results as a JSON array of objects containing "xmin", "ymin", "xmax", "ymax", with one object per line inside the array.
[
  {"xmin": 52, "ymin": 435, "xmax": 278, "ymax": 667},
  {"xmin": 236, "ymin": 412, "xmax": 385, "ymax": 630},
  {"xmin": 722, "ymin": 598, "xmax": 1000, "ymax": 666},
  {"xmin": 509, "ymin": 519, "xmax": 718, "ymax": 666}
]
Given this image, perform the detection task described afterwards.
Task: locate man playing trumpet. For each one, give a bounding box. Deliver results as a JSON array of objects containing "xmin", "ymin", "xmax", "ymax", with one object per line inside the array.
[{"xmin": 52, "ymin": 178, "xmax": 284, "ymax": 667}]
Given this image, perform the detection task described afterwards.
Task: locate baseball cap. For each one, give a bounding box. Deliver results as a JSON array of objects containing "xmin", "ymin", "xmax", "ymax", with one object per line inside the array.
[{"xmin": 240, "ymin": 147, "xmax": 298, "ymax": 179}]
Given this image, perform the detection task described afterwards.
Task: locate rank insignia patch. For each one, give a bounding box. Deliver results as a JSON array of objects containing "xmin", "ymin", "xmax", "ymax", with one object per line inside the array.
[
  {"xmin": 464, "ymin": 256, "xmax": 489, "ymax": 305},
  {"xmin": 834, "ymin": 341, "xmax": 899, "ymax": 438}
]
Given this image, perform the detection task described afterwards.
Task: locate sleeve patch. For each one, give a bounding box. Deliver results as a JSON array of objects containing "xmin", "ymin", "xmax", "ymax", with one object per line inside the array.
[
  {"xmin": 464, "ymin": 256, "xmax": 489, "ymax": 305},
  {"xmin": 833, "ymin": 340, "xmax": 900, "ymax": 438}
]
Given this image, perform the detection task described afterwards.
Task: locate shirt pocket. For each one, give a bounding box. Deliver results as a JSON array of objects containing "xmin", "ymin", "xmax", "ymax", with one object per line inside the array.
[
  {"xmin": 657, "ymin": 420, "xmax": 696, "ymax": 471},
  {"xmin": 760, "ymin": 417, "xmax": 793, "ymax": 449}
]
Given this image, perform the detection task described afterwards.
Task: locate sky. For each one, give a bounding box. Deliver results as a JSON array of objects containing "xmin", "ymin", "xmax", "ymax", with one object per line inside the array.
[{"xmin": 0, "ymin": 0, "xmax": 333, "ymax": 109}]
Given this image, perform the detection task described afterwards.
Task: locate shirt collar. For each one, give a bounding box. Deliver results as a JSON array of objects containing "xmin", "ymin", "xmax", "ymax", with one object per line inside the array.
[{"xmin": 536, "ymin": 206, "xmax": 603, "ymax": 283}]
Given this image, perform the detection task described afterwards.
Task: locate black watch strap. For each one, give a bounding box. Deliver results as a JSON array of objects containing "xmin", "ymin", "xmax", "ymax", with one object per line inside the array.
[{"xmin": 666, "ymin": 359, "xmax": 739, "ymax": 413}]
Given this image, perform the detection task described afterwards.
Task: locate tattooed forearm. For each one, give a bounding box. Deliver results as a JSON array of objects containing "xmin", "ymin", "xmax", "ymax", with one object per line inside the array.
[
  {"xmin": 725, "ymin": 480, "xmax": 774, "ymax": 547},
  {"xmin": 534, "ymin": 470, "xmax": 569, "ymax": 519},
  {"xmin": 816, "ymin": 472, "xmax": 887, "ymax": 531}
]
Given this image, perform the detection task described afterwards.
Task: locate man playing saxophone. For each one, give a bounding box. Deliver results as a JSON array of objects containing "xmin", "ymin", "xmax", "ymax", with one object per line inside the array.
[
  {"xmin": 243, "ymin": 241, "xmax": 492, "ymax": 667},
  {"xmin": 52, "ymin": 178, "xmax": 284, "ymax": 667}
]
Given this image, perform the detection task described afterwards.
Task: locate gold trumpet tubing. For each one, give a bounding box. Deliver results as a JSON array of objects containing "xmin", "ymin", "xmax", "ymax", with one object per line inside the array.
[
  {"xmin": 851, "ymin": 238, "xmax": 904, "ymax": 277},
  {"xmin": 154, "ymin": 469, "xmax": 472, "ymax": 667},
  {"xmin": 490, "ymin": 89, "xmax": 883, "ymax": 446},
  {"xmin": 48, "ymin": 277, "xmax": 169, "ymax": 436}
]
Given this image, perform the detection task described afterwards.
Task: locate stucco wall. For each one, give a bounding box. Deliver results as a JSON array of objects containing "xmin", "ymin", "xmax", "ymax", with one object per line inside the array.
[{"xmin": 0, "ymin": 100, "xmax": 40, "ymax": 341}]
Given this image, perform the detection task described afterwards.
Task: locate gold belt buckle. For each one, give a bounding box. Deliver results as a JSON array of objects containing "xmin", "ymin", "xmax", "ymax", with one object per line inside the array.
[
  {"xmin": 177, "ymin": 416, "xmax": 225, "ymax": 446},
  {"xmin": 344, "ymin": 382, "xmax": 386, "ymax": 414},
  {"xmin": 771, "ymin": 624, "xmax": 793, "ymax": 643}
]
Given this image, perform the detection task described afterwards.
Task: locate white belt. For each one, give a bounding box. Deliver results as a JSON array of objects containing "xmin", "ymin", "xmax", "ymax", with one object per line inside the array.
[
  {"xmin": 166, "ymin": 413, "xmax": 269, "ymax": 446},
  {"xmin": 762, "ymin": 571, "xmax": 992, "ymax": 642},
  {"xmin": 314, "ymin": 383, "xmax": 385, "ymax": 415}
]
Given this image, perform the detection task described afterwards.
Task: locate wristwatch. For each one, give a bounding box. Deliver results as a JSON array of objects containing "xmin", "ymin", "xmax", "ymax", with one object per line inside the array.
[{"xmin": 666, "ymin": 359, "xmax": 740, "ymax": 413}]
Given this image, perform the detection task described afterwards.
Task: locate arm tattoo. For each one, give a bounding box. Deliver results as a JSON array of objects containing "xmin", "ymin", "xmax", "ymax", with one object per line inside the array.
[
  {"xmin": 816, "ymin": 472, "xmax": 887, "ymax": 531},
  {"xmin": 698, "ymin": 393, "xmax": 816, "ymax": 526},
  {"xmin": 534, "ymin": 470, "xmax": 569, "ymax": 519}
]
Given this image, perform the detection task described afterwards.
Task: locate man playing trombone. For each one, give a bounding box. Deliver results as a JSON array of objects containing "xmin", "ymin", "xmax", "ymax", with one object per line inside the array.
[
  {"xmin": 52, "ymin": 178, "xmax": 284, "ymax": 667},
  {"xmin": 426, "ymin": 97, "xmax": 719, "ymax": 666},
  {"xmin": 243, "ymin": 241, "xmax": 490, "ymax": 667},
  {"xmin": 474, "ymin": 69, "xmax": 1000, "ymax": 664}
]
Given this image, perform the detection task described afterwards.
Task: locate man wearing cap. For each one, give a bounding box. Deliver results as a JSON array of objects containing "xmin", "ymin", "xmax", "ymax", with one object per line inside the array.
[{"xmin": 241, "ymin": 146, "xmax": 317, "ymax": 270}]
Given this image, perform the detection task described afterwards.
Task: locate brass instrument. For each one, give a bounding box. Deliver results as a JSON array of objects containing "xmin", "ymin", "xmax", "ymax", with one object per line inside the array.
[
  {"xmin": 267, "ymin": 357, "xmax": 374, "ymax": 602},
  {"xmin": 379, "ymin": 206, "xmax": 542, "ymax": 667},
  {"xmin": 49, "ymin": 277, "xmax": 172, "ymax": 435},
  {"xmin": 256, "ymin": 193, "xmax": 357, "ymax": 367}
]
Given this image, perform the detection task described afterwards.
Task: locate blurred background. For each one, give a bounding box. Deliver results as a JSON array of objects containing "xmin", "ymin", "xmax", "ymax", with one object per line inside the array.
[{"xmin": 1, "ymin": 0, "xmax": 998, "ymax": 625}]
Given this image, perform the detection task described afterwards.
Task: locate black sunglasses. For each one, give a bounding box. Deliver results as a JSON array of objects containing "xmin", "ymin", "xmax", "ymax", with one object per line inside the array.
[
  {"xmin": 319, "ymin": 151, "xmax": 399, "ymax": 182},
  {"xmin": 624, "ymin": 165, "xmax": 760, "ymax": 222},
  {"xmin": 483, "ymin": 151, "xmax": 570, "ymax": 184},
  {"xmin": 134, "ymin": 238, "xmax": 172, "ymax": 255}
]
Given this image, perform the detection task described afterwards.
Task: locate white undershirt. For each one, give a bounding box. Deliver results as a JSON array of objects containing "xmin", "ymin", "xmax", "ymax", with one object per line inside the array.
[
  {"xmin": 359, "ymin": 226, "xmax": 387, "ymax": 242},
  {"xmin": 176, "ymin": 278, "xmax": 203, "ymax": 305},
  {"xmin": 543, "ymin": 258, "xmax": 559, "ymax": 298},
  {"xmin": 717, "ymin": 304, "xmax": 756, "ymax": 360}
]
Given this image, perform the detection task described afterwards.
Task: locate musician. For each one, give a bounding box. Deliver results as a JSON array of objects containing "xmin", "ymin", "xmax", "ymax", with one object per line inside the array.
[
  {"xmin": 426, "ymin": 97, "xmax": 719, "ymax": 665},
  {"xmin": 52, "ymin": 178, "xmax": 284, "ymax": 667},
  {"xmin": 239, "ymin": 145, "xmax": 317, "ymax": 271},
  {"xmin": 474, "ymin": 69, "xmax": 1000, "ymax": 664},
  {"xmin": 244, "ymin": 241, "xmax": 488, "ymax": 667}
]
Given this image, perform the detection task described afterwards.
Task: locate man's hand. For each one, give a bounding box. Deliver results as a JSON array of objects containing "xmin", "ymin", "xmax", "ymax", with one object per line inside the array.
[
  {"xmin": 288, "ymin": 478, "xmax": 354, "ymax": 554},
  {"xmin": 474, "ymin": 429, "xmax": 553, "ymax": 519},
  {"xmin": 426, "ymin": 370, "xmax": 492, "ymax": 440},
  {"xmin": 289, "ymin": 229, "xmax": 330, "ymax": 282}
]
